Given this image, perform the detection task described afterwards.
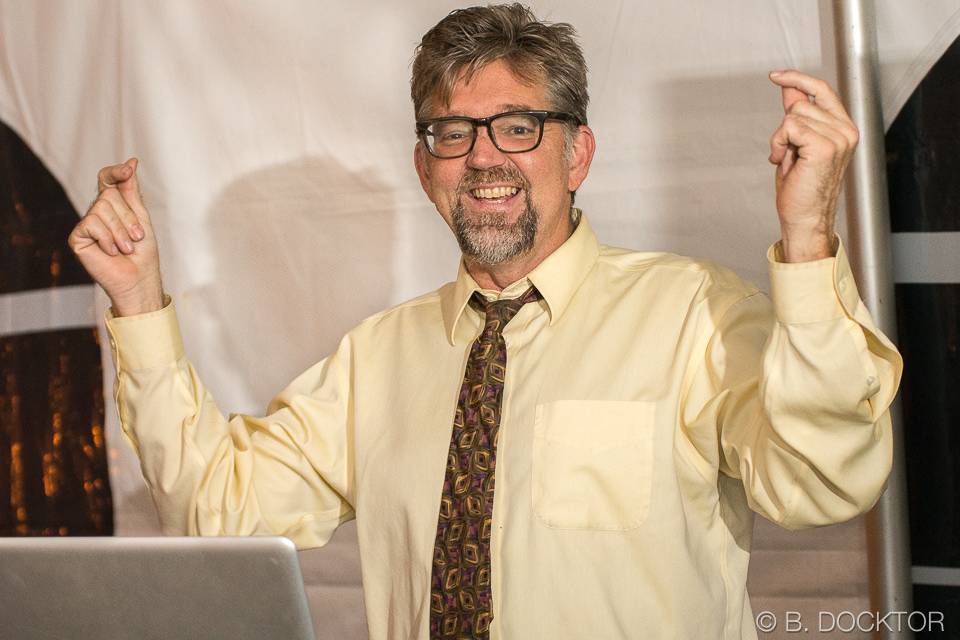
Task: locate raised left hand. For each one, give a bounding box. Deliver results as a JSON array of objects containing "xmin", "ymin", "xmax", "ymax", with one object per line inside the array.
[{"xmin": 768, "ymin": 70, "xmax": 859, "ymax": 262}]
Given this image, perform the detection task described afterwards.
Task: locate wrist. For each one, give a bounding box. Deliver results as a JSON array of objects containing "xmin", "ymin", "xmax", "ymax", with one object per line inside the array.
[
  {"xmin": 110, "ymin": 279, "xmax": 166, "ymax": 317},
  {"xmin": 779, "ymin": 225, "xmax": 836, "ymax": 263}
]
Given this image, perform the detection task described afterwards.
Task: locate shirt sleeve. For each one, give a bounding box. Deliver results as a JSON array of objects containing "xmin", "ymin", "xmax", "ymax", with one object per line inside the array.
[
  {"xmin": 105, "ymin": 300, "xmax": 355, "ymax": 549},
  {"xmin": 680, "ymin": 238, "xmax": 903, "ymax": 529}
]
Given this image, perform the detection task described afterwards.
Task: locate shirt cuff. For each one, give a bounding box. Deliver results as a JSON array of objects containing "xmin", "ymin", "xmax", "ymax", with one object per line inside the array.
[
  {"xmin": 104, "ymin": 296, "xmax": 184, "ymax": 371},
  {"xmin": 767, "ymin": 235, "xmax": 862, "ymax": 324}
]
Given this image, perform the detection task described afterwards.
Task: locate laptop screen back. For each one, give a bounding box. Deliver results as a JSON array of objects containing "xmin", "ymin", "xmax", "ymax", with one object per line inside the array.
[{"xmin": 0, "ymin": 536, "xmax": 316, "ymax": 640}]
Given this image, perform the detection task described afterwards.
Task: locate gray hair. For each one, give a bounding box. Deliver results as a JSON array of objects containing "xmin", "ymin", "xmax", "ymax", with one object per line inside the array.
[{"xmin": 410, "ymin": 4, "xmax": 589, "ymax": 126}]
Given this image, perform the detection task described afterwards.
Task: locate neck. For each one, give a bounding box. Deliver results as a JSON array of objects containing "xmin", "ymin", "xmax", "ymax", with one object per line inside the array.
[{"xmin": 465, "ymin": 211, "xmax": 575, "ymax": 291}]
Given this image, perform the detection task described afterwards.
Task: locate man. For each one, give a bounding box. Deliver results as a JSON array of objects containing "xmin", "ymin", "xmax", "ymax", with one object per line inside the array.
[{"xmin": 69, "ymin": 4, "xmax": 901, "ymax": 639}]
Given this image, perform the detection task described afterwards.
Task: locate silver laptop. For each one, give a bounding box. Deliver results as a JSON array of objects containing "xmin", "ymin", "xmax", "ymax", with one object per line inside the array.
[{"xmin": 0, "ymin": 536, "xmax": 316, "ymax": 640}]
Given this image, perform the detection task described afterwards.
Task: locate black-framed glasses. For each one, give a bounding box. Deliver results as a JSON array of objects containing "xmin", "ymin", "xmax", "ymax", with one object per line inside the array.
[{"xmin": 415, "ymin": 110, "xmax": 581, "ymax": 159}]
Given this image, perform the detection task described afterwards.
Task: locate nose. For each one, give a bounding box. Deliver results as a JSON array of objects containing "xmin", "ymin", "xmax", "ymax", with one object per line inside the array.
[{"xmin": 466, "ymin": 125, "xmax": 507, "ymax": 170}]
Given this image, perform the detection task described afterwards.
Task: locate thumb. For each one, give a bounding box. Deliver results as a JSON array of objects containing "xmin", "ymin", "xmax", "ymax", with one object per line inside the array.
[
  {"xmin": 118, "ymin": 157, "xmax": 151, "ymax": 223},
  {"xmin": 117, "ymin": 157, "xmax": 140, "ymax": 197},
  {"xmin": 781, "ymin": 86, "xmax": 808, "ymax": 114}
]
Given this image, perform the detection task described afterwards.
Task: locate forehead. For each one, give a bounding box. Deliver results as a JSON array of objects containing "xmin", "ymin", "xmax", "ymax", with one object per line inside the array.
[{"xmin": 439, "ymin": 59, "xmax": 549, "ymax": 118}]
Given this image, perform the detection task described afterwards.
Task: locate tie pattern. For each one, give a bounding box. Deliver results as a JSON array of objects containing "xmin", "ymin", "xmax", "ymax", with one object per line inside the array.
[{"xmin": 430, "ymin": 286, "xmax": 541, "ymax": 639}]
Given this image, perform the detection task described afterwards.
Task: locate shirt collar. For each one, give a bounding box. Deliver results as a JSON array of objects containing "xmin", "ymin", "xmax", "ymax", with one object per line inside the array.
[{"xmin": 440, "ymin": 209, "xmax": 600, "ymax": 345}]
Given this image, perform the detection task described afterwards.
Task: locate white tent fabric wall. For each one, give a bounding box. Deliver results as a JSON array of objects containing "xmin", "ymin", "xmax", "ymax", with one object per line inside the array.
[{"xmin": 1, "ymin": 2, "xmax": 957, "ymax": 638}]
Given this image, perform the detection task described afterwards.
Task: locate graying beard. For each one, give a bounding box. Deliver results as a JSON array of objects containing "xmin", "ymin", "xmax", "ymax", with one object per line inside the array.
[{"xmin": 452, "ymin": 191, "xmax": 538, "ymax": 265}]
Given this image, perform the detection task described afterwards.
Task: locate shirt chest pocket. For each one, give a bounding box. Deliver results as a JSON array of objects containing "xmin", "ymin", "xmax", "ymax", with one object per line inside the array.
[{"xmin": 532, "ymin": 400, "xmax": 655, "ymax": 531}]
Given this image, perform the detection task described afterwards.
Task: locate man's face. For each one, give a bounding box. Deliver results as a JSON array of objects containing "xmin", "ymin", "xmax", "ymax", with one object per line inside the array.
[{"xmin": 415, "ymin": 59, "xmax": 593, "ymax": 270}]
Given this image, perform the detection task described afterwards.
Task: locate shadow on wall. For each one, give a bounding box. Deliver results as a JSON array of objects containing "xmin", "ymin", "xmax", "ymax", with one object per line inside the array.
[
  {"xmin": 193, "ymin": 155, "xmax": 398, "ymax": 410},
  {"xmin": 191, "ymin": 156, "xmax": 392, "ymax": 640},
  {"xmin": 586, "ymin": 69, "xmax": 797, "ymax": 289},
  {"xmin": 651, "ymin": 70, "xmax": 786, "ymax": 276}
]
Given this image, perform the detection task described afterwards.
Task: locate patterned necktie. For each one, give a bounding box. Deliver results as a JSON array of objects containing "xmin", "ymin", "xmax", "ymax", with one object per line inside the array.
[{"xmin": 430, "ymin": 286, "xmax": 542, "ymax": 639}]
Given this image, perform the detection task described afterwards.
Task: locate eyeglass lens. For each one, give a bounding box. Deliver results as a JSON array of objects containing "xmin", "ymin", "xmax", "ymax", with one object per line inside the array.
[{"xmin": 426, "ymin": 113, "xmax": 542, "ymax": 157}]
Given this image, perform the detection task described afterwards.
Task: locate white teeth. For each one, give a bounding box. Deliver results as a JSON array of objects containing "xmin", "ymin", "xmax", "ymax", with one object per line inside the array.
[{"xmin": 471, "ymin": 186, "xmax": 519, "ymax": 199}]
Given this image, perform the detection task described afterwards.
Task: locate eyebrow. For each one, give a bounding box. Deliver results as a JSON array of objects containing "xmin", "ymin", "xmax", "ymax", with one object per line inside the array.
[
  {"xmin": 496, "ymin": 103, "xmax": 534, "ymax": 112},
  {"xmin": 440, "ymin": 104, "xmax": 537, "ymax": 118}
]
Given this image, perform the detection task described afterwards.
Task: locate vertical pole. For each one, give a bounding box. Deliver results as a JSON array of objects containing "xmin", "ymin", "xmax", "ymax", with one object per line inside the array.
[{"xmin": 832, "ymin": 1, "xmax": 914, "ymax": 637}]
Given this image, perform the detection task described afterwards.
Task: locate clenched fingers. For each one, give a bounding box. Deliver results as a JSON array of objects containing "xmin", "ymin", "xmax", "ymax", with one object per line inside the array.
[
  {"xmin": 70, "ymin": 208, "xmax": 121, "ymax": 256},
  {"xmin": 100, "ymin": 187, "xmax": 146, "ymax": 241},
  {"xmin": 72, "ymin": 197, "xmax": 137, "ymax": 256},
  {"xmin": 769, "ymin": 112, "xmax": 854, "ymax": 168},
  {"xmin": 785, "ymin": 99, "xmax": 859, "ymax": 146}
]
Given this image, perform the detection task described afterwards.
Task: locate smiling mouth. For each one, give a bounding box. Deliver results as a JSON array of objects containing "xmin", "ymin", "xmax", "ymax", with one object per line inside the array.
[{"xmin": 468, "ymin": 186, "xmax": 521, "ymax": 200}]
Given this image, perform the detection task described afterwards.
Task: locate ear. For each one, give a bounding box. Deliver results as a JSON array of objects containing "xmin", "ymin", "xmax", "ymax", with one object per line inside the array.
[
  {"xmin": 414, "ymin": 142, "xmax": 435, "ymax": 203},
  {"xmin": 566, "ymin": 124, "xmax": 596, "ymax": 193}
]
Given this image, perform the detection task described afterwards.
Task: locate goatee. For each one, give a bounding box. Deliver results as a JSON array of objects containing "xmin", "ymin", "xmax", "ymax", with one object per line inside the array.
[{"xmin": 452, "ymin": 170, "xmax": 538, "ymax": 265}]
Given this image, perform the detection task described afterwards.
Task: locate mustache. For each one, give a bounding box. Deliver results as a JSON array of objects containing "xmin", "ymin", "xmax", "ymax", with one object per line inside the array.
[{"xmin": 457, "ymin": 167, "xmax": 529, "ymax": 193}]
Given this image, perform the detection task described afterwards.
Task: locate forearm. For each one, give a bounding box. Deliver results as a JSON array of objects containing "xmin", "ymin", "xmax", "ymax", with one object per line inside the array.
[
  {"xmin": 682, "ymin": 241, "xmax": 902, "ymax": 528},
  {"xmin": 106, "ymin": 300, "xmax": 355, "ymax": 547},
  {"xmin": 725, "ymin": 307, "xmax": 897, "ymax": 528}
]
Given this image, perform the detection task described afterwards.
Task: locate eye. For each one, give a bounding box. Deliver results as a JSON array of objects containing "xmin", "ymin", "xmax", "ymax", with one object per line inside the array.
[
  {"xmin": 430, "ymin": 122, "xmax": 473, "ymax": 147},
  {"xmin": 495, "ymin": 115, "xmax": 539, "ymax": 139},
  {"xmin": 439, "ymin": 131, "xmax": 468, "ymax": 142},
  {"xmin": 507, "ymin": 125, "xmax": 534, "ymax": 136}
]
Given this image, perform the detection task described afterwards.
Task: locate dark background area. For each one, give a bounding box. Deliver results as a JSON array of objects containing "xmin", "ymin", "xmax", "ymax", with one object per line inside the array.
[
  {"xmin": 0, "ymin": 121, "xmax": 113, "ymax": 536},
  {"xmin": 886, "ymin": 34, "xmax": 959, "ymax": 638}
]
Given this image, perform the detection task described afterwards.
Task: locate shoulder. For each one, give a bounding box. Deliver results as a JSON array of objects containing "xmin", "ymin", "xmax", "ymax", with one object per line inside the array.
[
  {"xmin": 345, "ymin": 286, "xmax": 446, "ymax": 342},
  {"xmin": 595, "ymin": 244, "xmax": 760, "ymax": 305}
]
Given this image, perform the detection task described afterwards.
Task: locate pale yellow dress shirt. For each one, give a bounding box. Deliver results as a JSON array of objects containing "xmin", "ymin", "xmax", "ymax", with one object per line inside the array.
[{"xmin": 106, "ymin": 212, "xmax": 902, "ymax": 640}]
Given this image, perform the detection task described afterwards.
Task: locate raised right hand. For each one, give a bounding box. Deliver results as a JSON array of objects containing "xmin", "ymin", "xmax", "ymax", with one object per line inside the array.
[{"xmin": 69, "ymin": 158, "xmax": 165, "ymax": 316}]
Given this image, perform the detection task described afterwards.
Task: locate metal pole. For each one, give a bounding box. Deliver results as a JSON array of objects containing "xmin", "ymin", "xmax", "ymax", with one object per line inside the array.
[{"xmin": 832, "ymin": 1, "xmax": 914, "ymax": 637}]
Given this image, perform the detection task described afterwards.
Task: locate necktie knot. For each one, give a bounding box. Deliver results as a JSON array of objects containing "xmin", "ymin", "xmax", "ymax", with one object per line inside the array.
[{"xmin": 469, "ymin": 286, "xmax": 541, "ymax": 335}]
